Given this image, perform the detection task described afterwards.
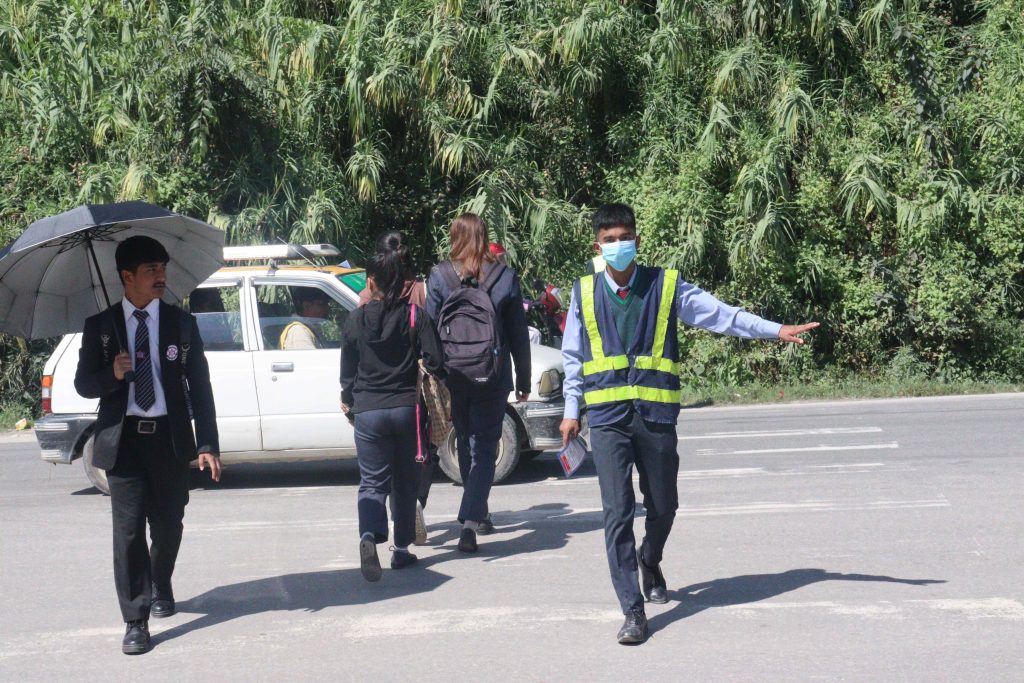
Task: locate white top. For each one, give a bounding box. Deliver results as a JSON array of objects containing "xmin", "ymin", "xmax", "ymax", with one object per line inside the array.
[{"xmin": 122, "ymin": 298, "xmax": 167, "ymax": 417}]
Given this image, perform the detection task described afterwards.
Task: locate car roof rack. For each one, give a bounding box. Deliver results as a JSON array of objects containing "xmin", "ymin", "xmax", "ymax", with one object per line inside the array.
[{"xmin": 223, "ymin": 244, "xmax": 341, "ymax": 262}]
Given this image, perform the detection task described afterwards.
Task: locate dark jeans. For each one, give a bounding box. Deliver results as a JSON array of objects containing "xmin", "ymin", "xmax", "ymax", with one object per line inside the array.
[
  {"xmin": 589, "ymin": 408, "xmax": 679, "ymax": 614},
  {"xmin": 450, "ymin": 391, "xmax": 506, "ymax": 524},
  {"xmin": 355, "ymin": 406, "xmax": 418, "ymax": 548},
  {"xmin": 106, "ymin": 418, "xmax": 190, "ymax": 622}
]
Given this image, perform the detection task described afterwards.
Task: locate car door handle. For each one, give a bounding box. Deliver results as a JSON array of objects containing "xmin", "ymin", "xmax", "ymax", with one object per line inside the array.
[{"xmin": 271, "ymin": 362, "xmax": 294, "ymax": 373}]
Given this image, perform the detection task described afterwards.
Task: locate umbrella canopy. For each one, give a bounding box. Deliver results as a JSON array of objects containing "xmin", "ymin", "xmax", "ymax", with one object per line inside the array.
[{"xmin": 0, "ymin": 201, "xmax": 224, "ymax": 339}]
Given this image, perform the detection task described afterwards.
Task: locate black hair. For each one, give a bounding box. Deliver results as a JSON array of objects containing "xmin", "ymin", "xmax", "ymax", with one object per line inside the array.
[
  {"xmin": 374, "ymin": 230, "xmax": 413, "ymax": 270},
  {"xmin": 115, "ymin": 236, "xmax": 169, "ymax": 281},
  {"xmin": 591, "ymin": 203, "xmax": 636, "ymax": 235},
  {"xmin": 365, "ymin": 249, "xmax": 406, "ymax": 311},
  {"xmin": 290, "ymin": 286, "xmax": 329, "ymax": 312},
  {"xmin": 188, "ymin": 288, "xmax": 224, "ymax": 313}
]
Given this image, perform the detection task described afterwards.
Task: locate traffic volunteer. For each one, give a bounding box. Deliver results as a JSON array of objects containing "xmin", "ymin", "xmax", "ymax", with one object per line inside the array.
[{"xmin": 559, "ymin": 203, "xmax": 818, "ymax": 645}]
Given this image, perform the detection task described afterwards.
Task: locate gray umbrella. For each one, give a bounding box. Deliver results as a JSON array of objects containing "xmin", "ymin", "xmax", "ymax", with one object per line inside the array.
[{"xmin": 0, "ymin": 201, "xmax": 224, "ymax": 340}]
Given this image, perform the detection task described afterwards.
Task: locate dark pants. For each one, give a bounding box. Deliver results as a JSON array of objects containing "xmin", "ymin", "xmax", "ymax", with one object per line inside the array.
[
  {"xmin": 106, "ymin": 417, "xmax": 190, "ymax": 622},
  {"xmin": 589, "ymin": 408, "xmax": 679, "ymax": 614},
  {"xmin": 450, "ymin": 391, "xmax": 506, "ymax": 524},
  {"xmin": 355, "ymin": 406, "xmax": 418, "ymax": 548}
]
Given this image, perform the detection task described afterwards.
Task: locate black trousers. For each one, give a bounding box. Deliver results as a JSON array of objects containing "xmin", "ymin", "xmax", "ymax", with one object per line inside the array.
[
  {"xmin": 450, "ymin": 391, "xmax": 506, "ymax": 524},
  {"xmin": 106, "ymin": 417, "xmax": 190, "ymax": 622},
  {"xmin": 589, "ymin": 408, "xmax": 679, "ymax": 614},
  {"xmin": 354, "ymin": 406, "xmax": 418, "ymax": 548}
]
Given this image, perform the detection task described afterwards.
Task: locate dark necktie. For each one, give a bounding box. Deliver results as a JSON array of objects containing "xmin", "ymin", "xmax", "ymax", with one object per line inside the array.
[
  {"xmin": 132, "ymin": 310, "xmax": 156, "ymax": 411},
  {"xmin": 617, "ymin": 286, "xmax": 630, "ymax": 300}
]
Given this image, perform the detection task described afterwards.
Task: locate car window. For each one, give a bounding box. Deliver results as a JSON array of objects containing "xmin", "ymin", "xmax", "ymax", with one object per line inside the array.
[
  {"xmin": 254, "ymin": 283, "xmax": 349, "ymax": 350},
  {"xmin": 184, "ymin": 284, "xmax": 244, "ymax": 352}
]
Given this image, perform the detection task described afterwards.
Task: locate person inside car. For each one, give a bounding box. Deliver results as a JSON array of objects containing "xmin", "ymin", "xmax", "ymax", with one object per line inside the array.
[{"xmin": 280, "ymin": 287, "xmax": 330, "ymax": 349}]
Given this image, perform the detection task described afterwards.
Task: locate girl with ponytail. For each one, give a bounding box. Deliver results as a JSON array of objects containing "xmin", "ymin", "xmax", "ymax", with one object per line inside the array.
[{"xmin": 340, "ymin": 231, "xmax": 445, "ymax": 581}]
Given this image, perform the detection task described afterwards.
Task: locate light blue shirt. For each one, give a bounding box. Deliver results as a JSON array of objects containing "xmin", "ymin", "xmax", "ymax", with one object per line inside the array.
[{"xmin": 561, "ymin": 268, "xmax": 782, "ymax": 420}]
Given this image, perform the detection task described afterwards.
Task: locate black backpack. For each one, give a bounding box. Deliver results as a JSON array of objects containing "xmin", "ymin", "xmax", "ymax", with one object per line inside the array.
[{"xmin": 436, "ymin": 260, "xmax": 506, "ymax": 393}]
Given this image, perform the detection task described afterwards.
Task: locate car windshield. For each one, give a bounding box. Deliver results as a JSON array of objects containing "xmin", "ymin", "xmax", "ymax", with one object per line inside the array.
[{"xmin": 337, "ymin": 271, "xmax": 366, "ymax": 294}]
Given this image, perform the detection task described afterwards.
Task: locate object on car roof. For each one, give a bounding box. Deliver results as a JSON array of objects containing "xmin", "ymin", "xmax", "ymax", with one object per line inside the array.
[{"xmin": 223, "ymin": 244, "xmax": 341, "ymax": 261}]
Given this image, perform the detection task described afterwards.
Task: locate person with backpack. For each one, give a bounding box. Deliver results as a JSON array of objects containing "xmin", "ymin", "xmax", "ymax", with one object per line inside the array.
[
  {"xmin": 426, "ymin": 213, "xmax": 531, "ymax": 553},
  {"xmin": 340, "ymin": 236, "xmax": 446, "ymax": 581},
  {"xmin": 357, "ymin": 230, "xmax": 438, "ymax": 546}
]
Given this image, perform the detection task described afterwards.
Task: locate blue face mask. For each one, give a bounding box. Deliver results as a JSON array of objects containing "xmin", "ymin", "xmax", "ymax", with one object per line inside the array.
[{"xmin": 600, "ymin": 240, "xmax": 637, "ymax": 272}]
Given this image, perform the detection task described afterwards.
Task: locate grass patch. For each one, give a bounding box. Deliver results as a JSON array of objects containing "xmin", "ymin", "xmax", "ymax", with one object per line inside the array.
[
  {"xmin": 0, "ymin": 404, "xmax": 33, "ymax": 431},
  {"xmin": 680, "ymin": 379, "xmax": 1024, "ymax": 408}
]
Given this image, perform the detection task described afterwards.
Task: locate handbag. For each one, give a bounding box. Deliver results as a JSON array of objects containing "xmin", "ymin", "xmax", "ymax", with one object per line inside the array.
[{"xmin": 410, "ymin": 304, "xmax": 451, "ymax": 458}]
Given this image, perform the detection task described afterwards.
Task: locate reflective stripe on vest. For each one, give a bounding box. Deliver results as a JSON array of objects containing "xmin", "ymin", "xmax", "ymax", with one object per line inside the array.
[
  {"xmin": 584, "ymin": 385, "xmax": 681, "ymax": 405},
  {"xmin": 579, "ymin": 269, "xmax": 680, "ymax": 406}
]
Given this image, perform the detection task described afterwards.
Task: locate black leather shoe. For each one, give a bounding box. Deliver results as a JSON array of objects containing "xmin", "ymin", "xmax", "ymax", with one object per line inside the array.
[
  {"xmin": 151, "ymin": 583, "xmax": 176, "ymax": 618},
  {"xmin": 457, "ymin": 527, "xmax": 478, "ymax": 553},
  {"xmin": 617, "ymin": 611, "xmax": 649, "ymax": 645},
  {"xmin": 639, "ymin": 556, "xmax": 669, "ymax": 604},
  {"xmin": 359, "ymin": 536, "xmax": 382, "ymax": 582},
  {"xmin": 391, "ymin": 550, "xmax": 419, "ymax": 569},
  {"xmin": 477, "ymin": 515, "xmax": 495, "ymax": 536},
  {"xmin": 122, "ymin": 620, "xmax": 151, "ymax": 655},
  {"xmin": 151, "ymin": 598, "xmax": 175, "ymax": 618}
]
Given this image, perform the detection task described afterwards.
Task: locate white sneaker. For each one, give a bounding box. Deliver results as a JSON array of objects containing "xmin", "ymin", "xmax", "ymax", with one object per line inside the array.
[{"xmin": 414, "ymin": 500, "xmax": 427, "ymax": 546}]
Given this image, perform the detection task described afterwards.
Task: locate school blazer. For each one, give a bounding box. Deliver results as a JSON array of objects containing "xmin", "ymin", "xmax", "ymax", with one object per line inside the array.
[{"xmin": 74, "ymin": 302, "xmax": 219, "ymax": 470}]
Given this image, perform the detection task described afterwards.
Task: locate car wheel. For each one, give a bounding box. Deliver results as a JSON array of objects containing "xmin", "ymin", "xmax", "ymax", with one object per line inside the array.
[
  {"xmin": 82, "ymin": 434, "xmax": 110, "ymax": 495},
  {"xmin": 439, "ymin": 412, "xmax": 521, "ymax": 485}
]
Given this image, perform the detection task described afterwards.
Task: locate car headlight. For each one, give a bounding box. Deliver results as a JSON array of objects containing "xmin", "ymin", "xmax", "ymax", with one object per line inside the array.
[{"xmin": 538, "ymin": 369, "xmax": 562, "ymax": 398}]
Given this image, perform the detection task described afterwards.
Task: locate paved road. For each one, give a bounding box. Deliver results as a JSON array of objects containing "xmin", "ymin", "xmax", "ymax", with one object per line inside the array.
[{"xmin": 2, "ymin": 393, "xmax": 1022, "ymax": 682}]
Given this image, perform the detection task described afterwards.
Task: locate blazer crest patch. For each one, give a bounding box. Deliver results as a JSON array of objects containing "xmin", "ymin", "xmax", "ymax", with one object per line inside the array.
[{"xmin": 165, "ymin": 344, "xmax": 179, "ymax": 362}]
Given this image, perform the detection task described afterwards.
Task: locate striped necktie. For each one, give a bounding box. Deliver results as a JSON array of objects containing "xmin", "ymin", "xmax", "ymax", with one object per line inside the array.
[{"xmin": 132, "ymin": 310, "xmax": 156, "ymax": 411}]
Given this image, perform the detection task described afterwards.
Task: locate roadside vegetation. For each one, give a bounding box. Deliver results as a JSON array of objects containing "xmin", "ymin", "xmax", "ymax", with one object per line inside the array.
[{"xmin": 1, "ymin": 1, "xmax": 1022, "ymax": 420}]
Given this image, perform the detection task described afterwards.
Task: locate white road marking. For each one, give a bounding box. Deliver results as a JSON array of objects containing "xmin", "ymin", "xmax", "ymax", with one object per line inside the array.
[
  {"xmin": 680, "ymin": 497, "xmax": 949, "ymax": 516},
  {"xmin": 680, "ymin": 427, "xmax": 884, "ymax": 440},
  {"xmin": 909, "ymin": 598, "xmax": 1024, "ymax": 621},
  {"xmin": 187, "ymin": 494, "xmax": 949, "ymax": 535},
  {"xmin": 540, "ymin": 462, "xmax": 898, "ymax": 486},
  {"xmin": 721, "ymin": 442, "xmax": 900, "ymax": 455}
]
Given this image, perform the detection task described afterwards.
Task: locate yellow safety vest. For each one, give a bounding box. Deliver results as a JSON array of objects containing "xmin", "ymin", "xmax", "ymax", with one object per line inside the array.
[
  {"xmin": 578, "ymin": 269, "xmax": 681, "ymax": 407},
  {"xmin": 279, "ymin": 321, "xmax": 319, "ymax": 349}
]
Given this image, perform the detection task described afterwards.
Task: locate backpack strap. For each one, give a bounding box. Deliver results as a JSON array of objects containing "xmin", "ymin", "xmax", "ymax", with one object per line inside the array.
[{"xmin": 480, "ymin": 262, "xmax": 507, "ymax": 293}]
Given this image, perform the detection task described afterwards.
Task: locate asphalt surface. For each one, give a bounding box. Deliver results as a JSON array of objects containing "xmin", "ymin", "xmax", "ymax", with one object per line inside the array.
[{"xmin": 1, "ymin": 393, "xmax": 1022, "ymax": 682}]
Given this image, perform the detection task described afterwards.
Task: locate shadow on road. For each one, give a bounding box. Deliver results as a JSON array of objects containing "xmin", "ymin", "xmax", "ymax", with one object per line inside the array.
[
  {"xmin": 152, "ymin": 566, "xmax": 453, "ymax": 649},
  {"xmin": 421, "ymin": 502, "xmax": 607, "ymax": 565},
  {"xmin": 648, "ymin": 568, "xmax": 947, "ymax": 634}
]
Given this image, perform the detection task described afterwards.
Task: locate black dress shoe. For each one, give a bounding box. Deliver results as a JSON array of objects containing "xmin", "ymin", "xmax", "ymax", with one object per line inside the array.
[
  {"xmin": 457, "ymin": 527, "xmax": 478, "ymax": 553},
  {"xmin": 391, "ymin": 550, "xmax": 419, "ymax": 569},
  {"xmin": 639, "ymin": 556, "xmax": 669, "ymax": 604},
  {"xmin": 359, "ymin": 536, "xmax": 382, "ymax": 582},
  {"xmin": 476, "ymin": 515, "xmax": 495, "ymax": 536},
  {"xmin": 617, "ymin": 611, "xmax": 649, "ymax": 644},
  {"xmin": 151, "ymin": 598, "xmax": 175, "ymax": 618},
  {"xmin": 122, "ymin": 620, "xmax": 151, "ymax": 655}
]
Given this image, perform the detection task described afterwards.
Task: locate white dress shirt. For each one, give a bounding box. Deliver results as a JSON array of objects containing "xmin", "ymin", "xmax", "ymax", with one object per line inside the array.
[{"xmin": 122, "ymin": 298, "xmax": 168, "ymax": 417}]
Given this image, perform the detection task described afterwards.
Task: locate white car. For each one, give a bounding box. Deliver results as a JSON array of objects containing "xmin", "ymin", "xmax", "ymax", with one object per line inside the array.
[{"xmin": 34, "ymin": 244, "xmax": 567, "ymax": 494}]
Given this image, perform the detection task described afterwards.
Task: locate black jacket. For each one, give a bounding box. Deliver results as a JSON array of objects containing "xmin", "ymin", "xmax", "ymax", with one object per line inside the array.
[
  {"xmin": 340, "ymin": 301, "xmax": 445, "ymax": 414},
  {"xmin": 74, "ymin": 302, "xmax": 219, "ymax": 470},
  {"xmin": 426, "ymin": 261, "xmax": 532, "ymax": 395}
]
